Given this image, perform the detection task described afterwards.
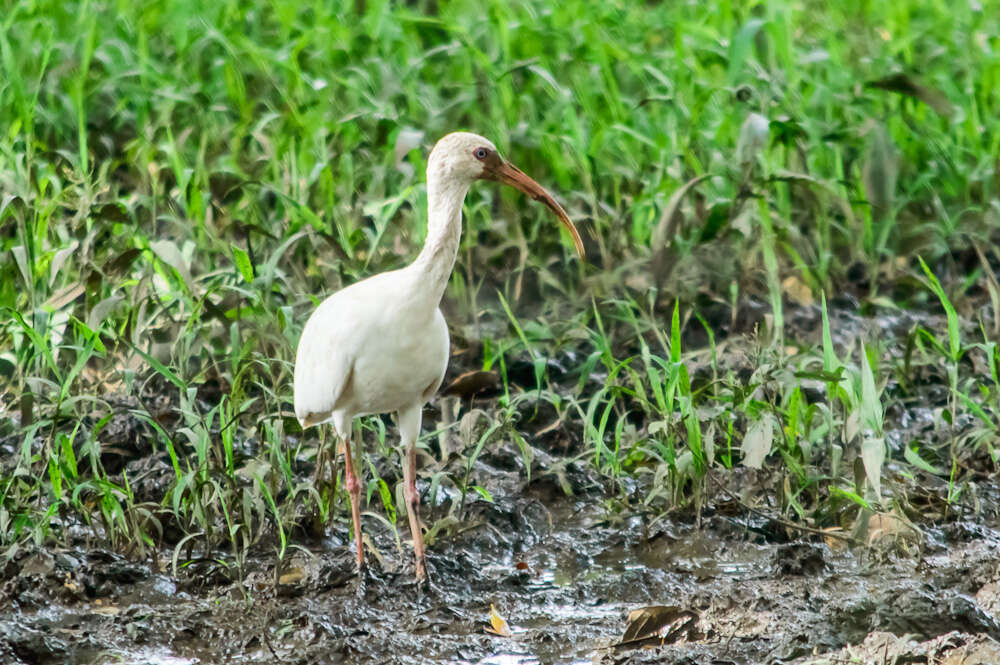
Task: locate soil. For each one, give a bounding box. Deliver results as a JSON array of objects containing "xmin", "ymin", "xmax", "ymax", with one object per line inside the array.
[{"xmin": 2, "ymin": 302, "xmax": 999, "ymax": 665}]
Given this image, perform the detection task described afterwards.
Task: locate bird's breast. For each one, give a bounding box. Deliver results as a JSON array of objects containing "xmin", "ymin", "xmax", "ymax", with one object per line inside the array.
[{"xmin": 341, "ymin": 306, "xmax": 450, "ymax": 416}]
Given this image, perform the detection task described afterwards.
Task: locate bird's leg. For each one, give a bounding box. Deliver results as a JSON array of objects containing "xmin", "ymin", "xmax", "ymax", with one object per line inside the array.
[
  {"xmin": 341, "ymin": 430, "xmax": 365, "ymax": 573},
  {"xmin": 328, "ymin": 434, "xmax": 339, "ymax": 515},
  {"xmin": 404, "ymin": 440, "xmax": 426, "ymax": 582},
  {"xmin": 398, "ymin": 405, "xmax": 426, "ymax": 584}
]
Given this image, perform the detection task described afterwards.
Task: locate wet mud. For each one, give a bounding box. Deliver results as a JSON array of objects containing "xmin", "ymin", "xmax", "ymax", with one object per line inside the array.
[
  {"xmin": 3, "ymin": 302, "xmax": 999, "ymax": 664},
  {"xmin": 3, "ymin": 466, "xmax": 999, "ymax": 664}
]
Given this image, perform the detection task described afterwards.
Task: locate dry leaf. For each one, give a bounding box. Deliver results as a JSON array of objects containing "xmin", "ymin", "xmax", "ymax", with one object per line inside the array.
[
  {"xmin": 92, "ymin": 604, "xmax": 120, "ymax": 616},
  {"xmin": 49, "ymin": 241, "xmax": 79, "ymax": 287},
  {"xmin": 781, "ymin": 274, "xmax": 814, "ymax": 306},
  {"xmin": 278, "ymin": 566, "xmax": 304, "ymax": 585},
  {"xmin": 844, "ymin": 410, "xmax": 860, "ymax": 444},
  {"xmin": 11, "ymin": 245, "xmax": 31, "ymax": 288},
  {"xmin": 860, "ymin": 436, "xmax": 886, "ymax": 499},
  {"xmin": 150, "ymin": 239, "xmax": 194, "ymax": 291},
  {"xmin": 43, "ymin": 283, "xmax": 85, "ymax": 310},
  {"xmin": 533, "ymin": 418, "xmax": 565, "ymax": 438},
  {"xmin": 822, "ymin": 527, "xmax": 849, "ymax": 552},
  {"xmin": 616, "ymin": 605, "xmax": 699, "ymax": 647},
  {"xmin": 88, "ymin": 295, "xmax": 124, "ymax": 330},
  {"xmin": 866, "ymin": 512, "xmax": 920, "ymax": 547},
  {"xmin": 208, "ymin": 171, "xmax": 245, "ymax": 203},
  {"xmin": 741, "ymin": 415, "xmax": 774, "ymax": 469},
  {"xmin": 485, "ymin": 604, "xmax": 512, "ymax": 637},
  {"xmin": 442, "ymin": 370, "xmax": 500, "ymax": 400},
  {"xmin": 938, "ymin": 638, "xmax": 1000, "ymax": 665},
  {"xmin": 974, "ymin": 582, "xmax": 1000, "ymax": 619},
  {"xmin": 866, "ymin": 73, "xmax": 953, "ymax": 116}
]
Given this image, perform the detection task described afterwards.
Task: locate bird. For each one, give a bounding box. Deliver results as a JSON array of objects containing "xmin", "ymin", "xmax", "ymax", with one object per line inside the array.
[{"xmin": 294, "ymin": 131, "xmax": 584, "ymax": 584}]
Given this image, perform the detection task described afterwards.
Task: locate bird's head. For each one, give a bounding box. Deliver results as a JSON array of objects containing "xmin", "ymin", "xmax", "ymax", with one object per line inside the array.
[{"xmin": 428, "ymin": 132, "xmax": 585, "ymax": 258}]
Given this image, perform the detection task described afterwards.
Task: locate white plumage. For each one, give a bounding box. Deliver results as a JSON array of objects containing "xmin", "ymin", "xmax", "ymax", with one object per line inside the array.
[
  {"xmin": 294, "ymin": 272, "xmax": 450, "ymax": 430},
  {"xmin": 293, "ymin": 132, "xmax": 583, "ymax": 583}
]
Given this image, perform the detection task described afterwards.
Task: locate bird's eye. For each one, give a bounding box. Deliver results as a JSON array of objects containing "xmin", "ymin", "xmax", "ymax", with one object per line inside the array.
[{"xmin": 474, "ymin": 147, "xmax": 489, "ymax": 160}]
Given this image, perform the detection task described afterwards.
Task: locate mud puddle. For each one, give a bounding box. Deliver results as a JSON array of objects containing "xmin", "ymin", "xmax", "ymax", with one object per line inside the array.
[
  {"xmin": 4, "ymin": 301, "xmax": 1000, "ymax": 664},
  {"xmin": 3, "ymin": 477, "xmax": 1000, "ymax": 665}
]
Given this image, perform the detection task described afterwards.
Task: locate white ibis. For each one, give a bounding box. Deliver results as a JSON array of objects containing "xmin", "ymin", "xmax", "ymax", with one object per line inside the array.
[{"xmin": 294, "ymin": 132, "xmax": 584, "ymax": 583}]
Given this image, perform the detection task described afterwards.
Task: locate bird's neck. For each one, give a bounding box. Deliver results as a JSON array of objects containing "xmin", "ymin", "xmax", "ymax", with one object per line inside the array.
[{"xmin": 409, "ymin": 171, "xmax": 469, "ymax": 308}]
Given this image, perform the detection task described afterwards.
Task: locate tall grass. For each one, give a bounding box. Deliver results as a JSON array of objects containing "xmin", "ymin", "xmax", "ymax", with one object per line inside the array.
[{"xmin": 1, "ymin": 0, "xmax": 998, "ymax": 567}]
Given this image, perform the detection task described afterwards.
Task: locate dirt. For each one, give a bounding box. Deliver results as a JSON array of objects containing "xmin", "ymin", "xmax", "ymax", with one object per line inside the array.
[
  {"xmin": 3, "ymin": 302, "xmax": 1000, "ymax": 665},
  {"xmin": 3, "ymin": 463, "xmax": 999, "ymax": 664}
]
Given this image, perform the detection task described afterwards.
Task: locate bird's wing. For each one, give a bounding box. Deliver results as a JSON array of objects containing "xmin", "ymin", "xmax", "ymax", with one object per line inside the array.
[
  {"xmin": 421, "ymin": 308, "xmax": 451, "ymax": 402},
  {"xmin": 293, "ymin": 291, "xmax": 363, "ymax": 429}
]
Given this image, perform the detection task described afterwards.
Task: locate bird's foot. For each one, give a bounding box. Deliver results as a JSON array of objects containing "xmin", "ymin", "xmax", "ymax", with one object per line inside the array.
[
  {"xmin": 413, "ymin": 559, "xmax": 442, "ymax": 601},
  {"xmin": 353, "ymin": 561, "xmax": 370, "ymax": 599},
  {"xmin": 415, "ymin": 578, "xmax": 443, "ymax": 603},
  {"xmin": 354, "ymin": 561, "xmax": 392, "ymax": 600}
]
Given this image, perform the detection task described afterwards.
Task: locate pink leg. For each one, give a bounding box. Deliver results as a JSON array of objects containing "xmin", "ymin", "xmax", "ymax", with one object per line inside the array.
[
  {"xmin": 403, "ymin": 441, "xmax": 426, "ymax": 582},
  {"xmin": 341, "ymin": 431, "xmax": 365, "ymax": 572},
  {"xmin": 399, "ymin": 406, "xmax": 426, "ymax": 582}
]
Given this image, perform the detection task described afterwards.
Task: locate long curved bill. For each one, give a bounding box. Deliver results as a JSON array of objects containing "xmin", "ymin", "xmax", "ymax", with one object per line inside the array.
[{"xmin": 486, "ymin": 160, "xmax": 586, "ymax": 259}]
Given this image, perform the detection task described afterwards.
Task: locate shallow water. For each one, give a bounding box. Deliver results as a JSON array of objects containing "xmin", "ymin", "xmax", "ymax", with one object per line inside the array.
[{"xmin": 6, "ymin": 489, "xmax": 997, "ymax": 665}]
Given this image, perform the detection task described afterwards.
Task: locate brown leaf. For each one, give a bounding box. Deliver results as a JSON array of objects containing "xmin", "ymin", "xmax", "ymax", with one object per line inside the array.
[
  {"xmin": 533, "ymin": 417, "xmax": 565, "ymax": 438},
  {"xmin": 278, "ymin": 566, "xmax": 305, "ymax": 586},
  {"xmin": 938, "ymin": 637, "xmax": 1000, "ymax": 665},
  {"xmin": 769, "ymin": 171, "xmax": 857, "ymax": 227},
  {"xmin": 781, "ymin": 274, "xmax": 814, "ymax": 307},
  {"xmin": 43, "ymin": 283, "xmax": 85, "ymax": 310},
  {"xmin": 106, "ymin": 248, "xmax": 143, "ymax": 276},
  {"xmin": 226, "ymin": 219, "xmax": 278, "ymax": 241},
  {"xmin": 442, "ymin": 370, "xmax": 500, "ymax": 400},
  {"xmin": 822, "ymin": 527, "xmax": 849, "ymax": 552},
  {"xmin": 92, "ymin": 604, "xmax": 121, "ymax": 616},
  {"xmin": 19, "ymin": 394, "xmax": 33, "ymax": 427},
  {"xmin": 866, "ymin": 73, "xmax": 953, "ymax": 116},
  {"xmin": 616, "ymin": 605, "xmax": 699, "ymax": 647},
  {"xmin": 865, "ymin": 512, "xmax": 920, "ymax": 547},
  {"xmin": 90, "ymin": 202, "xmax": 130, "ymax": 224},
  {"xmin": 485, "ymin": 604, "xmax": 512, "ymax": 637}
]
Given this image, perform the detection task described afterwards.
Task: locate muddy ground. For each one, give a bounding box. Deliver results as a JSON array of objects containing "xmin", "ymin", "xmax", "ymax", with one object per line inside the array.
[
  {"xmin": 3, "ymin": 302, "xmax": 1000, "ymax": 665},
  {"xmin": 2, "ymin": 468, "xmax": 999, "ymax": 665}
]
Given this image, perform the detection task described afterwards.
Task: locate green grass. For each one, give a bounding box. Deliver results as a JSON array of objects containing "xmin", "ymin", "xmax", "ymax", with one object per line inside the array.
[{"xmin": 1, "ymin": 0, "xmax": 999, "ymax": 571}]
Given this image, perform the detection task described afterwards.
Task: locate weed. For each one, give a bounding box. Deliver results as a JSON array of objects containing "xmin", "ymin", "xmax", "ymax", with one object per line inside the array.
[{"xmin": 1, "ymin": 0, "xmax": 998, "ymax": 576}]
